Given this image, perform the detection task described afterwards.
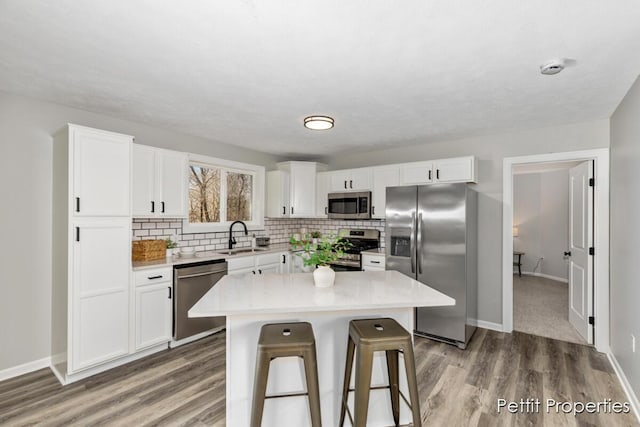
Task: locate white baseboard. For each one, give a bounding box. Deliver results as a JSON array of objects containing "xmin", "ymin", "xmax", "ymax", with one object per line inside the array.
[
  {"xmin": 0, "ymin": 356, "xmax": 51, "ymax": 382},
  {"xmin": 607, "ymin": 352, "xmax": 640, "ymax": 423},
  {"xmin": 519, "ymin": 271, "xmax": 569, "ymax": 283},
  {"xmin": 468, "ymin": 318, "xmax": 503, "ymax": 332}
]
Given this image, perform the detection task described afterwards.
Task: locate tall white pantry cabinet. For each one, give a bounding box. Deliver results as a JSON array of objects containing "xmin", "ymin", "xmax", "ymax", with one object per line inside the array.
[{"xmin": 51, "ymin": 124, "xmax": 133, "ymax": 384}]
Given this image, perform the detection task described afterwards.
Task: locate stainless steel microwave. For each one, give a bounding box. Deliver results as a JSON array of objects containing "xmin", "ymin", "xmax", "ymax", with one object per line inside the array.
[{"xmin": 327, "ymin": 191, "xmax": 371, "ymax": 219}]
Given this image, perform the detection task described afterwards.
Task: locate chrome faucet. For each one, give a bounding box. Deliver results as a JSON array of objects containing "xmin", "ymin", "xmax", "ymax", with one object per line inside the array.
[{"xmin": 228, "ymin": 220, "xmax": 248, "ymax": 250}]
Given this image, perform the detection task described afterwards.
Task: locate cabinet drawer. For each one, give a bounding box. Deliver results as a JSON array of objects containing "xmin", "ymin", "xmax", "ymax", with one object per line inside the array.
[
  {"xmin": 256, "ymin": 252, "xmax": 282, "ymax": 266},
  {"xmin": 227, "ymin": 256, "xmax": 255, "ymax": 271},
  {"xmin": 134, "ymin": 267, "xmax": 172, "ymax": 286},
  {"xmin": 361, "ymin": 254, "xmax": 385, "ymax": 269}
]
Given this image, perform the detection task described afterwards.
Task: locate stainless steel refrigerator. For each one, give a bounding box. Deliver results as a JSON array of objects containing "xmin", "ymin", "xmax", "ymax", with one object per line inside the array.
[{"xmin": 385, "ymin": 183, "xmax": 478, "ymax": 349}]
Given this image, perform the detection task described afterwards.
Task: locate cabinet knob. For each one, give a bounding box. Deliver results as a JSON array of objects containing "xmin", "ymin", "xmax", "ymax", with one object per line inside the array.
[
  {"xmin": 168, "ymin": 287, "xmax": 172, "ymax": 299},
  {"xmin": 161, "ymin": 201, "xmax": 165, "ymax": 213},
  {"xmin": 350, "ymin": 180, "xmax": 353, "ymax": 188},
  {"xmin": 344, "ymin": 180, "xmax": 347, "ymax": 189},
  {"xmin": 282, "ymin": 206, "xmax": 286, "ymax": 215},
  {"xmin": 428, "ymin": 170, "xmax": 432, "ymax": 180},
  {"xmin": 151, "ymin": 201, "xmax": 155, "ymax": 213},
  {"xmin": 75, "ymin": 197, "xmax": 80, "ymax": 213},
  {"xmin": 436, "ymin": 169, "xmax": 440, "ymax": 180}
]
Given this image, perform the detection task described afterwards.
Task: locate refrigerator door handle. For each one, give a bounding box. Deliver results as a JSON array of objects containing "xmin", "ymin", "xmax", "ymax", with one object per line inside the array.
[
  {"xmin": 417, "ymin": 212, "xmax": 423, "ymax": 274},
  {"xmin": 410, "ymin": 212, "xmax": 416, "ymax": 274}
]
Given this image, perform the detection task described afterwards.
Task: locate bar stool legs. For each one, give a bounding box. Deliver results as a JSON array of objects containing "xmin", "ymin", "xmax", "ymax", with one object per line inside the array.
[
  {"xmin": 339, "ymin": 318, "xmax": 422, "ymax": 427},
  {"xmin": 250, "ymin": 322, "xmax": 322, "ymax": 427}
]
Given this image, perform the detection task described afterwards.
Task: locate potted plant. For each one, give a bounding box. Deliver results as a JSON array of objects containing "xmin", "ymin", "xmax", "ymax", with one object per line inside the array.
[
  {"xmin": 310, "ymin": 230, "xmax": 322, "ymax": 247},
  {"xmin": 290, "ymin": 233, "xmax": 352, "ymax": 287},
  {"xmin": 165, "ymin": 237, "xmax": 178, "ymax": 258}
]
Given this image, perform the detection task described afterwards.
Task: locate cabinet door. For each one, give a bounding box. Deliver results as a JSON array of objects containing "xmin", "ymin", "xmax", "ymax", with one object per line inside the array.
[
  {"xmin": 135, "ymin": 283, "xmax": 172, "ymax": 350},
  {"xmin": 71, "ymin": 218, "xmax": 131, "ymax": 372},
  {"xmin": 315, "ymin": 172, "xmax": 330, "ymax": 217},
  {"xmin": 400, "ymin": 161, "xmax": 433, "ymax": 185},
  {"xmin": 72, "ymin": 126, "xmax": 131, "ymax": 216},
  {"xmin": 433, "ymin": 157, "xmax": 476, "ymax": 183},
  {"xmin": 132, "ymin": 145, "xmax": 156, "ymax": 217},
  {"xmin": 329, "ymin": 171, "xmax": 351, "ymax": 191},
  {"xmin": 266, "ymin": 170, "xmax": 290, "ymax": 218},
  {"xmin": 158, "ymin": 149, "xmax": 187, "ymax": 217},
  {"xmin": 350, "ymin": 168, "xmax": 372, "ymax": 190},
  {"xmin": 289, "ymin": 163, "xmax": 316, "ymax": 217},
  {"xmin": 372, "ymin": 166, "xmax": 400, "ymax": 218}
]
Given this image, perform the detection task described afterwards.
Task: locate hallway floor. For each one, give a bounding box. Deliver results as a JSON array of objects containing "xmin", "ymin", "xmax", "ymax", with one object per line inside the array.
[{"xmin": 514, "ymin": 274, "xmax": 587, "ymax": 345}]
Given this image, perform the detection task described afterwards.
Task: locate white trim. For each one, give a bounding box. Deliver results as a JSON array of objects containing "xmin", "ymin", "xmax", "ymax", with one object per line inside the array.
[
  {"xmin": 0, "ymin": 356, "xmax": 52, "ymax": 381},
  {"xmin": 503, "ymin": 149, "xmax": 610, "ymax": 353},
  {"xmin": 519, "ymin": 271, "xmax": 569, "ymax": 283},
  {"xmin": 607, "ymin": 352, "xmax": 640, "ymax": 423},
  {"xmin": 468, "ymin": 318, "xmax": 503, "ymax": 332}
]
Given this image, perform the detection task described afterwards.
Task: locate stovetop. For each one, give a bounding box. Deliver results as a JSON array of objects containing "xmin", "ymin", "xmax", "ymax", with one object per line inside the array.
[{"xmin": 332, "ymin": 228, "xmax": 380, "ymax": 267}]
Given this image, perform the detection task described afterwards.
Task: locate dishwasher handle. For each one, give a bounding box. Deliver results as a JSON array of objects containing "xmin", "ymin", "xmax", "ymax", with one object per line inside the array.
[{"xmin": 176, "ymin": 271, "xmax": 219, "ymax": 280}]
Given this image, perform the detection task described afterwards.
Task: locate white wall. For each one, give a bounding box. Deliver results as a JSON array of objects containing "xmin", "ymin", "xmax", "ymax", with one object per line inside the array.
[
  {"xmin": 513, "ymin": 169, "xmax": 569, "ymax": 281},
  {"xmin": 326, "ymin": 120, "xmax": 609, "ymax": 325},
  {"xmin": 610, "ymin": 74, "xmax": 640, "ymax": 404},
  {"xmin": 0, "ymin": 91, "xmax": 283, "ymax": 372}
]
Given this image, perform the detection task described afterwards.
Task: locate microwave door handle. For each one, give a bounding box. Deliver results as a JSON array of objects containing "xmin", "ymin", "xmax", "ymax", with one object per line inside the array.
[
  {"xmin": 417, "ymin": 212, "xmax": 423, "ymax": 274},
  {"xmin": 410, "ymin": 212, "xmax": 416, "ymax": 274}
]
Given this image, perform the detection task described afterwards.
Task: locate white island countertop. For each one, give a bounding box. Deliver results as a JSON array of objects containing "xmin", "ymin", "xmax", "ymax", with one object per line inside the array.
[{"xmin": 189, "ymin": 270, "xmax": 455, "ymax": 318}]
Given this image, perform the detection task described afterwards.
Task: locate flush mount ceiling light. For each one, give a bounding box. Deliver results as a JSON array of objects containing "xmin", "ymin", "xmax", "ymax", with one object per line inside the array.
[
  {"xmin": 304, "ymin": 116, "xmax": 334, "ymax": 130},
  {"xmin": 540, "ymin": 59, "xmax": 566, "ymax": 75}
]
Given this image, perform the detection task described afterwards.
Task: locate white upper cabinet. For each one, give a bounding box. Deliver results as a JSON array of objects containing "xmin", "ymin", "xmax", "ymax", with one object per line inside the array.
[
  {"xmin": 371, "ymin": 165, "xmax": 400, "ymax": 218},
  {"xmin": 432, "ymin": 156, "xmax": 477, "ymax": 183},
  {"xmin": 329, "ymin": 168, "xmax": 372, "ymax": 192},
  {"xmin": 71, "ymin": 125, "xmax": 132, "ymax": 216},
  {"xmin": 400, "ymin": 161, "xmax": 434, "ymax": 185},
  {"xmin": 400, "ymin": 156, "xmax": 477, "ymax": 185},
  {"xmin": 266, "ymin": 162, "xmax": 326, "ymax": 218},
  {"xmin": 132, "ymin": 145, "xmax": 187, "ymax": 217},
  {"xmin": 266, "ymin": 170, "xmax": 290, "ymax": 218},
  {"xmin": 315, "ymin": 171, "xmax": 331, "ymax": 218}
]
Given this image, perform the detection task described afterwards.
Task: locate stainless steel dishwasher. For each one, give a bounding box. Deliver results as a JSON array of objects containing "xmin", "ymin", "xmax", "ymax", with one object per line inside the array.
[{"xmin": 173, "ymin": 259, "xmax": 227, "ymax": 341}]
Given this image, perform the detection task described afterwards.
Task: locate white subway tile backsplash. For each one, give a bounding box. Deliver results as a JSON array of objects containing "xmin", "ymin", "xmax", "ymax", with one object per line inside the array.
[{"xmin": 142, "ymin": 223, "xmax": 156, "ymax": 229}]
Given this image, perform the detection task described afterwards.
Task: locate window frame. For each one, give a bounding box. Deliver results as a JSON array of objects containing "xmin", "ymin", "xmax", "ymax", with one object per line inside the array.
[{"xmin": 183, "ymin": 153, "xmax": 264, "ymax": 233}]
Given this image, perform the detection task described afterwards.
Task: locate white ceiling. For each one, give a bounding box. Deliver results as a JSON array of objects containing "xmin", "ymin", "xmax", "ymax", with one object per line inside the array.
[{"xmin": 1, "ymin": 1, "xmax": 640, "ymax": 157}]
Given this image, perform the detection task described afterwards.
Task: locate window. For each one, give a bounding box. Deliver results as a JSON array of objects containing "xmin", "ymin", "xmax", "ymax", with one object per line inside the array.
[{"xmin": 183, "ymin": 154, "xmax": 264, "ymax": 233}]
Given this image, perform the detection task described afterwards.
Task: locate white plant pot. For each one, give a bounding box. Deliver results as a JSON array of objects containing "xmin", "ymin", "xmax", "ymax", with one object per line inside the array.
[
  {"xmin": 166, "ymin": 249, "xmax": 174, "ymax": 258},
  {"xmin": 313, "ymin": 265, "xmax": 335, "ymax": 288}
]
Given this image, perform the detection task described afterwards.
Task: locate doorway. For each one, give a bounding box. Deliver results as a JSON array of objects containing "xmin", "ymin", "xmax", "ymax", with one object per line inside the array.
[
  {"xmin": 502, "ymin": 149, "xmax": 610, "ymax": 353},
  {"xmin": 512, "ymin": 160, "xmax": 587, "ymax": 344}
]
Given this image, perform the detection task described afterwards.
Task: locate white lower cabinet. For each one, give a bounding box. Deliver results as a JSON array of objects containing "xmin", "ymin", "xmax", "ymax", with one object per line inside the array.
[
  {"xmin": 361, "ymin": 252, "xmax": 386, "ymax": 272},
  {"xmin": 71, "ymin": 217, "xmax": 131, "ymax": 372},
  {"xmin": 134, "ymin": 268, "xmax": 173, "ymax": 351},
  {"xmin": 227, "ymin": 251, "xmax": 289, "ymax": 275}
]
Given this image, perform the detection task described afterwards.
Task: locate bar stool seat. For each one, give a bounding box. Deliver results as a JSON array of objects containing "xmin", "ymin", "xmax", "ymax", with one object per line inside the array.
[
  {"xmin": 339, "ymin": 318, "xmax": 421, "ymax": 427},
  {"xmin": 251, "ymin": 322, "xmax": 322, "ymax": 427}
]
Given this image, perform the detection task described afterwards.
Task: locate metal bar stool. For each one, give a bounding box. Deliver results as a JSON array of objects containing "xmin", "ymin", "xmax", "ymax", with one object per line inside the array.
[
  {"xmin": 251, "ymin": 322, "xmax": 322, "ymax": 427},
  {"xmin": 339, "ymin": 318, "xmax": 421, "ymax": 427}
]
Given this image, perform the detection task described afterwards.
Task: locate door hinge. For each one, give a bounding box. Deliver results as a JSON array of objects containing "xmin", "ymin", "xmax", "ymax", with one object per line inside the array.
[
  {"xmin": 589, "ymin": 178, "xmax": 595, "ymax": 187},
  {"xmin": 589, "ymin": 247, "xmax": 595, "ymax": 256},
  {"xmin": 589, "ymin": 316, "xmax": 595, "ymax": 326}
]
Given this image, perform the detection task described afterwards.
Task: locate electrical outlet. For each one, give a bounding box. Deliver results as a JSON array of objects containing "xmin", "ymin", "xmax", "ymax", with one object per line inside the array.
[{"xmin": 632, "ymin": 334, "xmax": 636, "ymax": 353}]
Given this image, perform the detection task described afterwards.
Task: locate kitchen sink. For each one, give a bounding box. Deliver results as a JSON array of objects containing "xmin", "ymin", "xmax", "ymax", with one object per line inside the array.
[{"xmin": 221, "ymin": 247, "xmax": 270, "ymax": 255}]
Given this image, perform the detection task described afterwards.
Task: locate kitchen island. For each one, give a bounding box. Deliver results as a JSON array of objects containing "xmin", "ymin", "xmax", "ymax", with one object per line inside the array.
[{"xmin": 189, "ymin": 270, "xmax": 455, "ymax": 427}]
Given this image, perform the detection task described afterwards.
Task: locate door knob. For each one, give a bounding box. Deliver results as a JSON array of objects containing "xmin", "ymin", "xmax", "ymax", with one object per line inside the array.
[{"xmin": 564, "ymin": 251, "xmax": 572, "ymax": 256}]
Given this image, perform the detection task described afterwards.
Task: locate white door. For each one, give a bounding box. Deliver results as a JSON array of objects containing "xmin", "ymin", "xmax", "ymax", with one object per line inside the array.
[
  {"xmin": 289, "ymin": 163, "xmax": 316, "ymax": 217},
  {"xmin": 158, "ymin": 149, "xmax": 187, "ymax": 217},
  {"xmin": 72, "ymin": 126, "xmax": 131, "ymax": 216},
  {"xmin": 132, "ymin": 145, "xmax": 156, "ymax": 217},
  {"xmin": 329, "ymin": 170, "xmax": 351, "ymax": 191},
  {"xmin": 135, "ymin": 283, "xmax": 172, "ymax": 350},
  {"xmin": 568, "ymin": 161, "xmax": 593, "ymax": 344},
  {"xmin": 71, "ymin": 217, "xmax": 131, "ymax": 372},
  {"xmin": 400, "ymin": 161, "xmax": 433, "ymax": 185},
  {"xmin": 315, "ymin": 172, "xmax": 330, "ymax": 217},
  {"xmin": 349, "ymin": 168, "xmax": 372, "ymax": 190},
  {"xmin": 371, "ymin": 166, "xmax": 400, "ymax": 218}
]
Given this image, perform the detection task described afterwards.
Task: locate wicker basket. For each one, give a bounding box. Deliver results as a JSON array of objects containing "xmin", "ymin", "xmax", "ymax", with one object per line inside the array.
[{"xmin": 132, "ymin": 239, "xmax": 166, "ymax": 262}]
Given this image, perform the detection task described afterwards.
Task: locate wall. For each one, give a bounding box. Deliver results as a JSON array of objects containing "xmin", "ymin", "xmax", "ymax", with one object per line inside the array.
[
  {"xmin": 610, "ymin": 74, "xmax": 640, "ymax": 405},
  {"xmin": 325, "ymin": 120, "xmax": 609, "ymax": 325},
  {"xmin": 0, "ymin": 91, "xmax": 283, "ymax": 372},
  {"xmin": 513, "ymin": 169, "xmax": 570, "ymax": 281},
  {"xmin": 133, "ymin": 218, "xmax": 386, "ymax": 251}
]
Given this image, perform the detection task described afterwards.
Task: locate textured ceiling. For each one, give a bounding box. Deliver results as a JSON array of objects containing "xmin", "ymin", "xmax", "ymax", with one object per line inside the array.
[{"xmin": 1, "ymin": 1, "xmax": 640, "ymax": 157}]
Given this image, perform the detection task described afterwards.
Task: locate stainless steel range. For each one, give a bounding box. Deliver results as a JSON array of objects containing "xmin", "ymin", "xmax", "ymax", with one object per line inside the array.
[{"xmin": 330, "ymin": 228, "xmax": 380, "ymax": 271}]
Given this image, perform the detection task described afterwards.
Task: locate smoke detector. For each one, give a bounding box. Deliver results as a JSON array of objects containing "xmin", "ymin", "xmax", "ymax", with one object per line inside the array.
[{"xmin": 540, "ymin": 60, "xmax": 565, "ymax": 75}]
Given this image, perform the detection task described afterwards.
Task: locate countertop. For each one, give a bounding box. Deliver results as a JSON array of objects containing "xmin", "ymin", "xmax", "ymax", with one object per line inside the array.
[
  {"xmin": 132, "ymin": 242, "xmax": 292, "ymax": 271},
  {"xmin": 188, "ymin": 270, "xmax": 455, "ymax": 317}
]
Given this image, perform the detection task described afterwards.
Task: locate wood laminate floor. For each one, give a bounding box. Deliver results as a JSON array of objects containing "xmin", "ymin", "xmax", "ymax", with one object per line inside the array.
[{"xmin": 0, "ymin": 329, "xmax": 637, "ymax": 427}]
